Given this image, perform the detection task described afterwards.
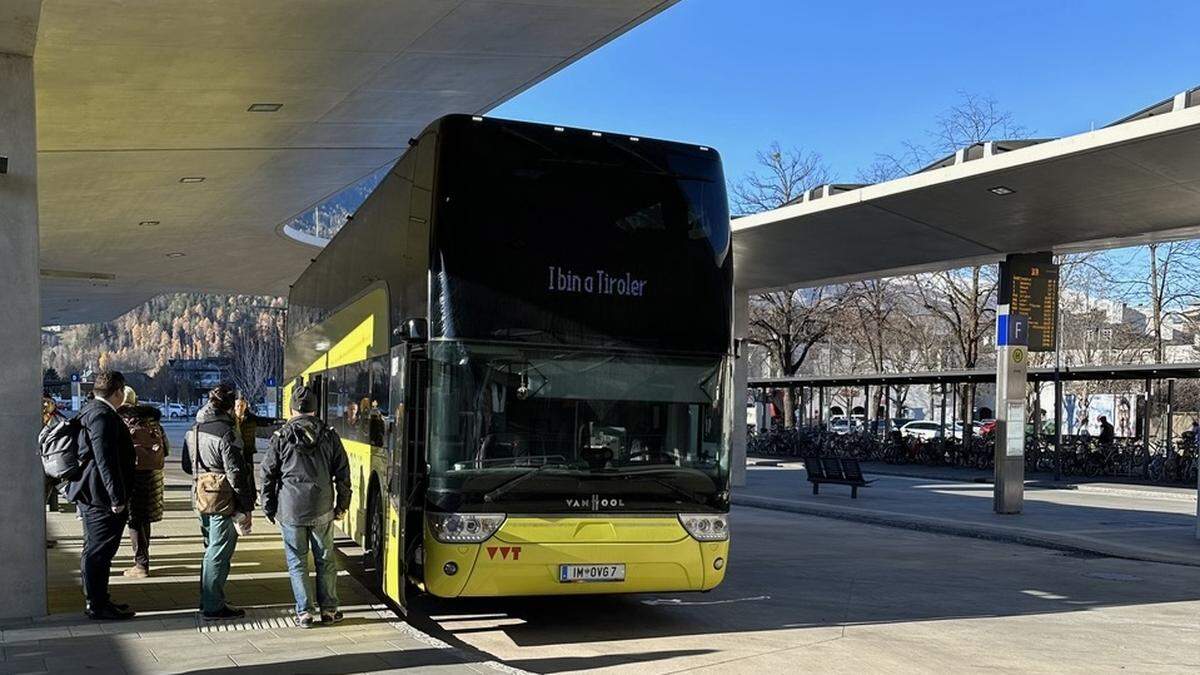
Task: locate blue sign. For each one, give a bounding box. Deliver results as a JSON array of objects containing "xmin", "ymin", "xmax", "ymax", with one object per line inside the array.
[
  {"xmin": 265, "ymin": 377, "xmax": 277, "ymax": 388},
  {"xmin": 70, "ymin": 373, "xmax": 80, "ymax": 383},
  {"xmin": 996, "ymin": 313, "xmax": 1029, "ymax": 347}
]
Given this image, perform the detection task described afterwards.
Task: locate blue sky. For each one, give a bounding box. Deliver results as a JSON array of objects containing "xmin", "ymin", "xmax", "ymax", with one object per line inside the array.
[{"xmin": 495, "ymin": 0, "xmax": 1200, "ymax": 188}]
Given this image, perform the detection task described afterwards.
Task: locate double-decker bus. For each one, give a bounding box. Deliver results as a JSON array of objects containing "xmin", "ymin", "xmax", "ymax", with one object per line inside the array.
[{"xmin": 283, "ymin": 114, "xmax": 733, "ymax": 610}]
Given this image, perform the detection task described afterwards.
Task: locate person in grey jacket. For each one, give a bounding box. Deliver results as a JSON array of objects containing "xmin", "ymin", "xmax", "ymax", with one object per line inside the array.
[
  {"xmin": 182, "ymin": 384, "xmax": 254, "ymax": 620},
  {"xmin": 261, "ymin": 385, "xmax": 351, "ymax": 628}
]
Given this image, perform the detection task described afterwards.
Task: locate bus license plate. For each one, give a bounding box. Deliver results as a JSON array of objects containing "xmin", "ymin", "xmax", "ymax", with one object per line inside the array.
[{"xmin": 559, "ymin": 563, "xmax": 626, "ymax": 583}]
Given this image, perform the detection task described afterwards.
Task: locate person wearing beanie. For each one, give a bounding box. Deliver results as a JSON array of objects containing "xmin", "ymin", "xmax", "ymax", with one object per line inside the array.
[
  {"xmin": 116, "ymin": 387, "xmax": 168, "ymax": 578},
  {"xmin": 261, "ymin": 385, "xmax": 351, "ymax": 628}
]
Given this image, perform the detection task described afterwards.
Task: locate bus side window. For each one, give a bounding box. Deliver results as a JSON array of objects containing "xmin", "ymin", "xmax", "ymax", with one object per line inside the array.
[{"xmin": 368, "ymin": 356, "xmax": 389, "ymax": 447}]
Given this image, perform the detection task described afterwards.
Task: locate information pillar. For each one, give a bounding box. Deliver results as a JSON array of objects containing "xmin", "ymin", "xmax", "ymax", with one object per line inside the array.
[
  {"xmin": 994, "ymin": 327, "xmax": 1028, "ymax": 514},
  {"xmin": 994, "ymin": 251, "xmax": 1057, "ymax": 514}
]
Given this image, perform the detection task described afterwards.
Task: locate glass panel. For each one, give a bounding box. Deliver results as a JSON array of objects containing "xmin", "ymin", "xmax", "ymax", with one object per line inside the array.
[
  {"xmin": 340, "ymin": 360, "xmax": 371, "ymax": 444},
  {"xmin": 428, "ymin": 341, "xmax": 729, "ymax": 489}
]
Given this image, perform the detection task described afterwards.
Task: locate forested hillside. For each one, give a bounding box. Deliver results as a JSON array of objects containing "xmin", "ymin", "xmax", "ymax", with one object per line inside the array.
[{"xmin": 43, "ymin": 294, "xmax": 285, "ymax": 393}]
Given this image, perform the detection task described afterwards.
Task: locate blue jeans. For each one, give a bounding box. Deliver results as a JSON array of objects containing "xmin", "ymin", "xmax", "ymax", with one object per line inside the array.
[
  {"xmin": 280, "ymin": 520, "xmax": 338, "ymax": 616},
  {"xmin": 199, "ymin": 513, "xmax": 239, "ymax": 613}
]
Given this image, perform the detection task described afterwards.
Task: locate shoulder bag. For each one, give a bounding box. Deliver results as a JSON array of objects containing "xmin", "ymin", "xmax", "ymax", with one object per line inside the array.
[{"xmin": 192, "ymin": 427, "xmax": 235, "ymax": 516}]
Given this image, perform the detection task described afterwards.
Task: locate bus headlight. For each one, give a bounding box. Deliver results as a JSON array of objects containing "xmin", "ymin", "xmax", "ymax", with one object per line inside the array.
[
  {"xmin": 679, "ymin": 514, "xmax": 729, "ymax": 541},
  {"xmin": 428, "ymin": 513, "xmax": 506, "ymax": 543}
]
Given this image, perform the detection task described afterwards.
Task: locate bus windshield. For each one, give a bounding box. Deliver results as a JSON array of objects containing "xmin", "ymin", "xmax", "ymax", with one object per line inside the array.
[{"xmin": 427, "ymin": 341, "xmax": 730, "ymax": 509}]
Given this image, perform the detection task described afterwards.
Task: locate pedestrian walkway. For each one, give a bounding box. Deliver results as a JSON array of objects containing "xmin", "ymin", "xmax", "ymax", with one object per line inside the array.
[
  {"xmin": 4, "ymin": 428, "xmax": 504, "ymax": 674},
  {"xmin": 736, "ymin": 461, "xmax": 1200, "ymax": 566}
]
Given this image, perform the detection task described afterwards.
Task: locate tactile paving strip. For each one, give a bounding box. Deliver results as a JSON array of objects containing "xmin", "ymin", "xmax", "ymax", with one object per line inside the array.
[{"xmin": 196, "ymin": 606, "xmax": 295, "ymax": 633}]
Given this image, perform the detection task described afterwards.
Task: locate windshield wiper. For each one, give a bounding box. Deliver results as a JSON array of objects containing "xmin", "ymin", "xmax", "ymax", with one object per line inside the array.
[
  {"xmin": 623, "ymin": 473, "xmax": 703, "ymax": 504},
  {"xmin": 483, "ymin": 464, "xmax": 565, "ymax": 503}
]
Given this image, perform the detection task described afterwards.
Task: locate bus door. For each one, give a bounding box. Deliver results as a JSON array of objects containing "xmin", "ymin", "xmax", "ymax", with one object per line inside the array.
[
  {"xmin": 383, "ymin": 347, "xmax": 407, "ymax": 608},
  {"xmin": 382, "ymin": 342, "xmax": 429, "ymax": 611}
]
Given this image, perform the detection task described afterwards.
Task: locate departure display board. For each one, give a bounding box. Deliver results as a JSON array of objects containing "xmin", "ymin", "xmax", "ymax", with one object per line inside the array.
[{"xmin": 998, "ymin": 252, "xmax": 1059, "ymax": 352}]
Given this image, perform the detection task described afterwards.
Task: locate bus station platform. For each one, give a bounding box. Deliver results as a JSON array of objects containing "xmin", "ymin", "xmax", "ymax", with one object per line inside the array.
[
  {"xmin": 736, "ymin": 461, "xmax": 1200, "ymax": 567},
  {"xmin": 3, "ymin": 422, "xmax": 500, "ymax": 675},
  {"xmin": 8, "ymin": 429, "xmax": 1200, "ymax": 673}
]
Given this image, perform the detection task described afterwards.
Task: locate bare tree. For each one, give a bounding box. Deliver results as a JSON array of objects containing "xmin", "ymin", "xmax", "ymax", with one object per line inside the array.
[
  {"xmin": 928, "ymin": 92, "xmax": 1030, "ymax": 156},
  {"xmin": 1136, "ymin": 241, "xmax": 1200, "ymax": 363},
  {"xmin": 862, "ymin": 91, "xmax": 1033, "ymax": 181},
  {"xmin": 913, "ymin": 267, "xmax": 997, "ymax": 426},
  {"xmin": 229, "ymin": 324, "xmax": 282, "ymax": 403},
  {"xmin": 732, "ymin": 142, "xmax": 830, "ymax": 215},
  {"xmin": 748, "ymin": 287, "xmax": 846, "ymax": 427}
]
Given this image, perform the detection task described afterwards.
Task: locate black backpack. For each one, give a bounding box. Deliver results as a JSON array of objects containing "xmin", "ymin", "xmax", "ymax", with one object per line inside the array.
[{"xmin": 39, "ymin": 415, "xmax": 85, "ymax": 481}]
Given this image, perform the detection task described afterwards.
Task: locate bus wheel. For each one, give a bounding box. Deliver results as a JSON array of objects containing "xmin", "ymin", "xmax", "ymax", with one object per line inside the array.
[{"xmin": 365, "ymin": 487, "xmax": 384, "ymax": 592}]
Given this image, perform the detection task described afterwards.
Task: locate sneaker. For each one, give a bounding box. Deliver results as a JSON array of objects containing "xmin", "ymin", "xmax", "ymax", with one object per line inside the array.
[
  {"xmin": 320, "ymin": 610, "xmax": 344, "ymax": 625},
  {"xmin": 295, "ymin": 612, "xmax": 316, "ymax": 629},
  {"xmin": 123, "ymin": 565, "xmax": 149, "ymax": 579},
  {"xmin": 202, "ymin": 605, "xmax": 246, "ymax": 621}
]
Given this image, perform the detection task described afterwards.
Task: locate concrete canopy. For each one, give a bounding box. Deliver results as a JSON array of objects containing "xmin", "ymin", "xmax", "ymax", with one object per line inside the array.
[
  {"xmin": 34, "ymin": 0, "xmax": 677, "ymax": 325},
  {"xmin": 733, "ymin": 90, "xmax": 1200, "ymax": 293}
]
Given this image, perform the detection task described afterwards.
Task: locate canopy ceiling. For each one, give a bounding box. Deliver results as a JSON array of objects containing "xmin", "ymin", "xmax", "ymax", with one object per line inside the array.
[
  {"xmin": 34, "ymin": 0, "xmax": 677, "ymax": 324},
  {"xmin": 733, "ymin": 89, "xmax": 1200, "ymax": 292}
]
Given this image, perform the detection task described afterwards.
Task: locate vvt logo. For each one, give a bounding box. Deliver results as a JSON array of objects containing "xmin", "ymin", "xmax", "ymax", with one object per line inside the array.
[
  {"xmin": 565, "ymin": 495, "xmax": 625, "ymax": 511},
  {"xmin": 486, "ymin": 546, "xmax": 521, "ymax": 561}
]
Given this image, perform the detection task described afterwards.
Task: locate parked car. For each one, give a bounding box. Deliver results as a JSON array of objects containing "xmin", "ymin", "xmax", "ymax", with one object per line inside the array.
[
  {"xmin": 162, "ymin": 402, "xmax": 188, "ymax": 420},
  {"xmin": 900, "ymin": 420, "xmax": 944, "ymax": 440},
  {"xmin": 828, "ymin": 417, "xmax": 852, "ymax": 435},
  {"xmin": 950, "ymin": 421, "xmax": 984, "ymax": 439}
]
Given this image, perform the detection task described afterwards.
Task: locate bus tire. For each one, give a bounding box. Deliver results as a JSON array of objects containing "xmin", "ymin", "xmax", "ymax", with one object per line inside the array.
[{"xmin": 365, "ymin": 481, "xmax": 384, "ymax": 592}]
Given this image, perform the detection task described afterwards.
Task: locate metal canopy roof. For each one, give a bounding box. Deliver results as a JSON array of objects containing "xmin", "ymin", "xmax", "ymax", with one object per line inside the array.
[
  {"xmin": 733, "ymin": 88, "xmax": 1200, "ymax": 293},
  {"xmin": 748, "ymin": 362, "xmax": 1200, "ymax": 388},
  {"xmin": 33, "ymin": 0, "xmax": 677, "ymax": 325}
]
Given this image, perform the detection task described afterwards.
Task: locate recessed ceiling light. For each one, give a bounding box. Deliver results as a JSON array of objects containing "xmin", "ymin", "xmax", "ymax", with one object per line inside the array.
[
  {"xmin": 165, "ymin": 252, "xmax": 186, "ymax": 258},
  {"xmin": 179, "ymin": 176, "xmax": 205, "ymax": 183},
  {"xmin": 988, "ymin": 185, "xmax": 1016, "ymax": 196},
  {"xmin": 247, "ymin": 103, "xmax": 283, "ymax": 112},
  {"xmin": 139, "ymin": 220, "xmax": 160, "ymax": 227}
]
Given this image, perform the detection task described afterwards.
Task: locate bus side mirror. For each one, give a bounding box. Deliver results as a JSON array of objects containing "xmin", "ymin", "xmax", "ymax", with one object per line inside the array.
[{"xmin": 396, "ymin": 318, "xmax": 428, "ymax": 343}]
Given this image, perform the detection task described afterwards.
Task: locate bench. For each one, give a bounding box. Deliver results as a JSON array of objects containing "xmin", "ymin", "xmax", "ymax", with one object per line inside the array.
[{"xmin": 803, "ymin": 456, "xmax": 874, "ymax": 498}]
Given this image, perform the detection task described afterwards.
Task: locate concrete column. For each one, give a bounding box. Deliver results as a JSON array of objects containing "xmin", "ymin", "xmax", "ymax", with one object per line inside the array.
[
  {"xmin": 731, "ymin": 289, "xmax": 749, "ymax": 488},
  {"xmin": 1, "ymin": 24, "xmax": 47, "ymax": 619}
]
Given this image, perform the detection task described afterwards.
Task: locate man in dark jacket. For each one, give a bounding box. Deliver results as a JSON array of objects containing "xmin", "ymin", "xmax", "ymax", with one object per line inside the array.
[
  {"xmin": 182, "ymin": 384, "xmax": 255, "ymax": 620},
  {"xmin": 261, "ymin": 386, "xmax": 351, "ymax": 628},
  {"xmin": 64, "ymin": 371, "xmax": 137, "ymax": 620}
]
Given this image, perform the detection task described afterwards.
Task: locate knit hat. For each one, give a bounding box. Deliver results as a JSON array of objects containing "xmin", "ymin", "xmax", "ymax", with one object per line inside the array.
[{"xmin": 292, "ymin": 386, "xmax": 318, "ymax": 414}]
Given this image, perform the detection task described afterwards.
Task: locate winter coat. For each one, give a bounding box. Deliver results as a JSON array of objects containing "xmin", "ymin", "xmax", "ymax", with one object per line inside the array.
[
  {"xmin": 118, "ymin": 404, "xmax": 167, "ymax": 524},
  {"xmin": 236, "ymin": 412, "xmax": 259, "ymax": 462},
  {"xmin": 64, "ymin": 399, "xmax": 135, "ymax": 509},
  {"xmin": 182, "ymin": 403, "xmax": 255, "ymax": 514},
  {"xmin": 261, "ymin": 415, "xmax": 351, "ymax": 527}
]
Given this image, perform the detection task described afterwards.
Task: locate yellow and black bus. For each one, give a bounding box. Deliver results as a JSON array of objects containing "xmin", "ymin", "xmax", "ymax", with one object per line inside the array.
[{"xmin": 283, "ymin": 115, "xmax": 733, "ymax": 610}]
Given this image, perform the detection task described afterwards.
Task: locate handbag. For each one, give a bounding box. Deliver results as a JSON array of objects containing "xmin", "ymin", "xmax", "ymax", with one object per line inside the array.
[{"xmin": 191, "ymin": 427, "xmax": 235, "ymax": 516}]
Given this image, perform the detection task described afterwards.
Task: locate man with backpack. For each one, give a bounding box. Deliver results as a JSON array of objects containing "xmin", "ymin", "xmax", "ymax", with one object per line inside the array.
[
  {"xmin": 261, "ymin": 386, "xmax": 351, "ymax": 628},
  {"xmin": 61, "ymin": 371, "xmax": 137, "ymax": 621}
]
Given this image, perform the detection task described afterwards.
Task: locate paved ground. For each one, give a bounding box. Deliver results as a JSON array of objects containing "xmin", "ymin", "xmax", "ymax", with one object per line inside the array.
[
  {"xmin": 10, "ymin": 426, "xmax": 1200, "ymax": 673},
  {"xmin": 411, "ymin": 505, "xmax": 1200, "ymax": 673},
  {"xmin": 4, "ymin": 422, "xmax": 501, "ymax": 674},
  {"xmin": 736, "ymin": 463, "xmax": 1200, "ymax": 566}
]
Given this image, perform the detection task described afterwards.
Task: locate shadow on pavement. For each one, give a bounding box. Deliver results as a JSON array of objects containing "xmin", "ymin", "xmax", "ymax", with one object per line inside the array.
[{"xmin": 410, "ymin": 505, "xmax": 1200, "ymax": 652}]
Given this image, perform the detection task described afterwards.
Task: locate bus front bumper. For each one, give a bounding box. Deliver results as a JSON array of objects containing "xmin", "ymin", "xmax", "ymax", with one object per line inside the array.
[{"xmin": 423, "ymin": 516, "xmax": 729, "ymax": 597}]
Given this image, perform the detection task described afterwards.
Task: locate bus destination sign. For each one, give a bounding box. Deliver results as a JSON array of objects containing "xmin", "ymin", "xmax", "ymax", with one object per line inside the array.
[{"xmin": 998, "ymin": 252, "xmax": 1059, "ymax": 352}]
